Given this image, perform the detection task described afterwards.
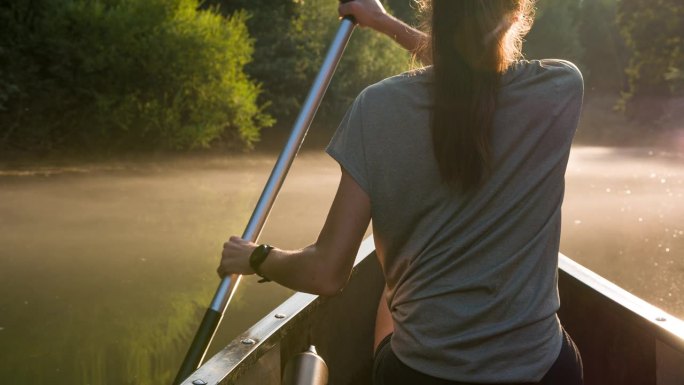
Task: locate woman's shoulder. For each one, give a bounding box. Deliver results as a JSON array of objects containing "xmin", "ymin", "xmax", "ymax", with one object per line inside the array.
[
  {"xmin": 510, "ymin": 59, "xmax": 581, "ymax": 76},
  {"xmin": 505, "ymin": 59, "xmax": 584, "ymax": 100},
  {"xmin": 537, "ymin": 59, "xmax": 581, "ymax": 74},
  {"xmin": 511, "ymin": 59, "xmax": 583, "ymax": 85},
  {"xmin": 539, "ymin": 59, "xmax": 583, "ymax": 88},
  {"xmin": 357, "ymin": 67, "xmax": 432, "ymax": 108}
]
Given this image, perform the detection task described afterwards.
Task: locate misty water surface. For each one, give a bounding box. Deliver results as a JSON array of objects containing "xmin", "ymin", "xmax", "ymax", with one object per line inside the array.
[{"xmin": 0, "ymin": 146, "xmax": 682, "ymax": 384}]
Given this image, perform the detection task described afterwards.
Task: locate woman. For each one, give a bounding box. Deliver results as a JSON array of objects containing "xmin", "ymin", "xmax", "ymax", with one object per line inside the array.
[{"xmin": 218, "ymin": 1, "xmax": 584, "ymax": 384}]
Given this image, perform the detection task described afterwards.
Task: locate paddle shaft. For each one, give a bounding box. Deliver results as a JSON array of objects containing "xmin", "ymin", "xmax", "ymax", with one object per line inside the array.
[{"xmin": 173, "ymin": 17, "xmax": 356, "ymax": 385}]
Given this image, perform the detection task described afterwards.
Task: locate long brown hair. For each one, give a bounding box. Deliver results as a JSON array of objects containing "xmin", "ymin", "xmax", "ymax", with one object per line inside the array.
[{"xmin": 419, "ymin": 0, "xmax": 534, "ymax": 190}]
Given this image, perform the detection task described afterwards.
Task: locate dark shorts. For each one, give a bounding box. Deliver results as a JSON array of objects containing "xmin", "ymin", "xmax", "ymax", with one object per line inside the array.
[{"xmin": 372, "ymin": 329, "xmax": 583, "ymax": 385}]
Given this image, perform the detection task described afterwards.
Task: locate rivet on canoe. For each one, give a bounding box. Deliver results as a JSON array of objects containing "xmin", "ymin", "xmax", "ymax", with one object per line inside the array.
[
  {"xmin": 656, "ymin": 317, "xmax": 667, "ymax": 322},
  {"xmin": 241, "ymin": 338, "xmax": 256, "ymax": 345},
  {"xmin": 275, "ymin": 313, "xmax": 286, "ymax": 319},
  {"xmin": 192, "ymin": 380, "xmax": 208, "ymax": 385}
]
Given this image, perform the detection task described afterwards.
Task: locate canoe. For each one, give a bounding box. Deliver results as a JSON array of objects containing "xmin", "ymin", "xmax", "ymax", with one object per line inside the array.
[{"xmin": 179, "ymin": 236, "xmax": 684, "ymax": 385}]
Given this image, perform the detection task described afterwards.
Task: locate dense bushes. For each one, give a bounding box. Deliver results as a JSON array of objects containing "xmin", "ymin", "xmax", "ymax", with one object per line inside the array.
[
  {"xmin": 577, "ymin": 0, "xmax": 626, "ymax": 91},
  {"xmin": 318, "ymin": 0, "xmax": 412, "ymax": 122},
  {"xmin": 523, "ymin": 0, "xmax": 583, "ymax": 66},
  {"xmin": 524, "ymin": 0, "xmax": 683, "ymax": 122},
  {"xmin": 617, "ymin": 0, "xmax": 684, "ymax": 119},
  {"xmin": 521, "ymin": 0, "xmax": 623, "ymax": 91},
  {"xmin": 3, "ymin": 0, "xmax": 682, "ymax": 154},
  {"xmin": 1, "ymin": 0, "xmax": 409, "ymax": 154},
  {"xmin": 212, "ymin": 0, "xmax": 410, "ymax": 126},
  {"xmin": 0, "ymin": 0, "xmax": 271, "ymax": 153}
]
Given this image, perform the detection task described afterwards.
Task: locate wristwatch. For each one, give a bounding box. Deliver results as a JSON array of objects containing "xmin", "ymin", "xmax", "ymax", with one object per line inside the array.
[{"xmin": 249, "ymin": 244, "xmax": 274, "ymax": 283}]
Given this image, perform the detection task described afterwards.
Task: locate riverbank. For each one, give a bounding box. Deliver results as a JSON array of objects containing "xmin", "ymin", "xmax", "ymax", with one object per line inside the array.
[
  {"xmin": 2, "ymin": 92, "xmax": 682, "ymax": 171},
  {"xmin": 575, "ymin": 93, "xmax": 684, "ymax": 148}
]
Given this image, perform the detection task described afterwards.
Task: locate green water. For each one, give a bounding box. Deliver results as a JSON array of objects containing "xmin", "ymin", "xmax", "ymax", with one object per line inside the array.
[
  {"xmin": 0, "ymin": 153, "xmax": 339, "ymax": 384},
  {"xmin": 0, "ymin": 146, "xmax": 682, "ymax": 384}
]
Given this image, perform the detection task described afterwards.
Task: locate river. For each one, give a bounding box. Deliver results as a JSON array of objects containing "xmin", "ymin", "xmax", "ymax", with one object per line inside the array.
[{"xmin": 0, "ymin": 145, "xmax": 682, "ymax": 384}]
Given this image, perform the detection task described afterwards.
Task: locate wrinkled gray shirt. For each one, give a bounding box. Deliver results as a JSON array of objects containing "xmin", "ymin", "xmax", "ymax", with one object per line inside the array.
[{"xmin": 326, "ymin": 60, "xmax": 583, "ymax": 383}]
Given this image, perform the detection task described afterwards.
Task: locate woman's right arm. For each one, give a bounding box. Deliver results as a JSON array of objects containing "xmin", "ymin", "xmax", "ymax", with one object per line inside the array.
[
  {"xmin": 338, "ymin": 0, "xmax": 430, "ymax": 64},
  {"xmin": 217, "ymin": 168, "xmax": 371, "ymax": 296}
]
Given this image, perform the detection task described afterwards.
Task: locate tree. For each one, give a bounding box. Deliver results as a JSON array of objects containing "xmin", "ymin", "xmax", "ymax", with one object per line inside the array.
[
  {"xmin": 0, "ymin": 0, "xmax": 272, "ymax": 153},
  {"xmin": 205, "ymin": 0, "xmax": 305, "ymax": 119},
  {"xmin": 523, "ymin": 0, "xmax": 583, "ymax": 64},
  {"xmin": 578, "ymin": 0, "xmax": 626, "ymax": 92},
  {"xmin": 617, "ymin": 0, "xmax": 684, "ymax": 119},
  {"xmin": 386, "ymin": 0, "xmax": 420, "ymax": 25},
  {"xmin": 212, "ymin": 0, "xmax": 410, "ymax": 126}
]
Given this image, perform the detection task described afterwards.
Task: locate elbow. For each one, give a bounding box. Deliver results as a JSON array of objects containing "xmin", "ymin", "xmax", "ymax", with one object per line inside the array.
[
  {"xmin": 315, "ymin": 276, "xmax": 348, "ymax": 297},
  {"xmin": 305, "ymin": 244, "xmax": 355, "ymax": 296},
  {"xmin": 311, "ymin": 265, "xmax": 350, "ymax": 297}
]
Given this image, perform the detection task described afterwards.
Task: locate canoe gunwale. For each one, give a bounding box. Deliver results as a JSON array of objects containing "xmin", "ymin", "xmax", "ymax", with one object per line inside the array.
[
  {"xmin": 180, "ymin": 238, "xmax": 684, "ymax": 385},
  {"xmin": 559, "ymin": 254, "xmax": 684, "ymax": 353},
  {"xmin": 179, "ymin": 236, "xmax": 379, "ymax": 385}
]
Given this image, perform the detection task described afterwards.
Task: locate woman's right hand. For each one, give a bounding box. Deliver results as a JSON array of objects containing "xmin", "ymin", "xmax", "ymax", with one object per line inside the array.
[
  {"xmin": 338, "ymin": 0, "xmax": 390, "ymax": 31},
  {"xmin": 217, "ymin": 236, "xmax": 257, "ymax": 278},
  {"xmin": 338, "ymin": 1, "xmax": 429, "ymax": 63}
]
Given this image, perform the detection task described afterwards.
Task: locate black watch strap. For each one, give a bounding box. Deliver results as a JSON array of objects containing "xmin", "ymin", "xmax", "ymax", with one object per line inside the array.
[{"xmin": 249, "ymin": 244, "xmax": 274, "ymax": 283}]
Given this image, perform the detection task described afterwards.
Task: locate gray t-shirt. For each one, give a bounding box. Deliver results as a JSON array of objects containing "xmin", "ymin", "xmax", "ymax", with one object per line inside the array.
[{"xmin": 326, "ymin": 60, "xmax": 583, "ymax": 382}]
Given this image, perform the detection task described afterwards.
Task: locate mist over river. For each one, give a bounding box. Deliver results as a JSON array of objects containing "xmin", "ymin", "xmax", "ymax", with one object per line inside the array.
[{"xmin": 0, "ymin": 145, "xmax": 682, "ymax": 384}]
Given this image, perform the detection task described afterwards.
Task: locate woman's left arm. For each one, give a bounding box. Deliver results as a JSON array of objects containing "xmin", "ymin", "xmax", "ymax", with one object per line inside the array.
[{"xmin": 217, "ymin": 167, "xmax": 371, "ymax": 296}]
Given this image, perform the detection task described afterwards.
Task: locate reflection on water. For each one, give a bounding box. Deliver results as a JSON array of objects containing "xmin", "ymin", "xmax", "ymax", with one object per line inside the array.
[
  {"xmin": 562, "ymin": 147, "xmax": 684, "ymax": 316},
  {"xmin": 0, "ymin": 154, "xmax": 339, "ymax": 385},
  {"xmin": 0, "ymin": 146, "xmax": 682, "ymax": 384}
]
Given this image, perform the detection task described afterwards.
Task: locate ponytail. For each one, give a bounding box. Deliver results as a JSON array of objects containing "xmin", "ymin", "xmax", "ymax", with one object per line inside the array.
[{"xmin": 426, "ymin": 0, "xmax": 534, "ymax": 190}]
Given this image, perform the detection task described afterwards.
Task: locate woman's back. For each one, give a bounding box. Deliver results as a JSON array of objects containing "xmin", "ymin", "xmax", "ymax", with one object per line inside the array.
[
  {"xmin": 327, "ymin": 59, "xmax": 583, "ymax": 382},
  {"xmin": 220, "ymin": 1, "xmax": 585, "ymax": 383}
]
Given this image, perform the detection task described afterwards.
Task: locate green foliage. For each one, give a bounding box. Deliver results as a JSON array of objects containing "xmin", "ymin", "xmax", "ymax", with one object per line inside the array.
[
  {"xmin": 214, "ymin": 0, "xmax": 410, "ymax": 126},
  {"xmin": 302, "ymin": 0, "xmax": 411, "ymax": 121},
  {"xmin": 0, "ymin": 0, "xmax": 272, "ymax": 153},
  {"xmin": 208, "ymin": 0, "xmax": 304, "ymax": 119},
  {"xmin": 386, "ymin": 0, "xmax": 420, "ymax": 25},
  {"xmin": 523, "ymin": 0, "xmax": 583, "ymax": 64},
  {"xmin": 617, "ymin": 0, "xmax": 684, "ymax": 117},
  {"xmin": 578, "ymin": 0, "xmax": 626, "ymax": 91},
  {"xmin": 6, "ymin": 0, "xmax": 681, "ymax": 153}
]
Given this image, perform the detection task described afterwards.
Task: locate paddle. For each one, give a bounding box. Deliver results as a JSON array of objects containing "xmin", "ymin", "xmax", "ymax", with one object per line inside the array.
[{"xmin": 173, "ymin": 7, "xmax": 357, "ymax": 385}]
